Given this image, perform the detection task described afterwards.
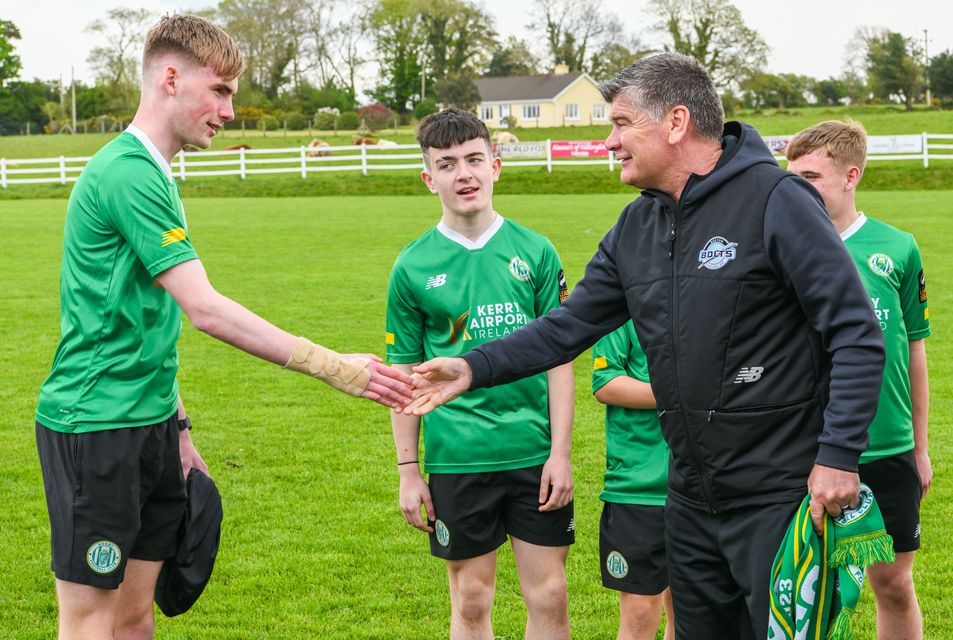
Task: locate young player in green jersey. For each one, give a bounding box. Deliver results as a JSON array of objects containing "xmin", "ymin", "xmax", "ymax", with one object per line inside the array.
[
  {"xmin": 592, "ymin": 322, "xmax": 674, "ymax": 640},
  {"xmin": 387, "ymin": 109, "xmax": 575, "ymax": 639},
  {"xmin": 34, "ymin": 15, "xmax": 412, "ymax": 640},
  {"xmin": 787, "ymin": 120, "xmax": 930, "ymax": 640}
]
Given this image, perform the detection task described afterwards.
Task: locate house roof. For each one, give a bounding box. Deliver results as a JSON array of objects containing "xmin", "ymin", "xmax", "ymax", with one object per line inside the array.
[{"xmin": 474, "ymin": 72, "xmax": 590, "ymax": 102}]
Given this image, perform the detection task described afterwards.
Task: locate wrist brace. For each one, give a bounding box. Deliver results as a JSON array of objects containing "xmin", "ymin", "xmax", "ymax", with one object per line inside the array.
[{"xmin": 284, "ymin": 337, "xmax": 370, "ymax": 397}]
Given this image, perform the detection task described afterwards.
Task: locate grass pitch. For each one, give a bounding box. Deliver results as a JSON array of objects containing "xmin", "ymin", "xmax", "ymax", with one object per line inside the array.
[{"xmin": 0, "ymin": 192, "xmax": 950, "ymax": 639}]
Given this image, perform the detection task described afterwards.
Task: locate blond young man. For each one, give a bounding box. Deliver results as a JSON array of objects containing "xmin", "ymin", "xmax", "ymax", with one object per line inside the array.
[
  {"xmin": 387, "ymin": 109, "xmax": 575, "ymax": 640},
  {"xmin": 787, "ymin": 121, "xmax": 930, "ymax": 640},
  {"xmin": 35, "ymin": 15, "xmax": 411, "ymax": 640}
]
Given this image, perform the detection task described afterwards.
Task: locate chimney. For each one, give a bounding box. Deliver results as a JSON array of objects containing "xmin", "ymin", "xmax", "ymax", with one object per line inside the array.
[{"xmin": 553, "ymin": 64, "xmax": 570, "ymax": 75}]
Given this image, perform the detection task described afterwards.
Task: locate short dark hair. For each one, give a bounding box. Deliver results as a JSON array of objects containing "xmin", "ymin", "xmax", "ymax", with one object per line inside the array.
[
  {"xmin": 599, "ymin": 53, "xmax": 724, "ymax": 142},
  {"xmin": 416, "ymin": 108, "xmax": 491, "ymax": 168}
]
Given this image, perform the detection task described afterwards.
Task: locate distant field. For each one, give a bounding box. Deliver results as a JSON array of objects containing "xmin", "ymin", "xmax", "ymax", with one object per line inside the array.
[
  {"xmin": 2, "ymin": 105, "xmax": 952, "ymax": 159},
  {"xmin": 0, "ymin": 193, "xmax": 950, "ymax": 639}
]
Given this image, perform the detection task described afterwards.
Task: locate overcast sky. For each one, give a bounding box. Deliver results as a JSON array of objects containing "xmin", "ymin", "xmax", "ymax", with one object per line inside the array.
[{"xmin": 7, "ymin": 0, "xmax": 950, "ymax": 89}]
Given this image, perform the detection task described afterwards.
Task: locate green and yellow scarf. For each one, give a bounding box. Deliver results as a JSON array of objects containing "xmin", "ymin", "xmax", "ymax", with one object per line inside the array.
[{"xmin": 767, "ymin": 484, "xmax": 895, "ymax": 640}]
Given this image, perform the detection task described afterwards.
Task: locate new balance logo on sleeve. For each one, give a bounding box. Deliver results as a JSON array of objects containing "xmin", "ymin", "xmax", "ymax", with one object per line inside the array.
[
  {"xmin": 734, "ymin": 366, "xmax": 764, "ymax": 383},
  {"xmin": 425, "ymin": 274, "xmax": 447, "ymax": 289}
]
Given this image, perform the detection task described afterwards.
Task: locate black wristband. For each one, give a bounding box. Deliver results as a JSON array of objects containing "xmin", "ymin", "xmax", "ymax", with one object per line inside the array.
[
  {"xmin": 177, "ymin": 415, "xmax": 192, "ymax": 431},
  {"xmin": 397, "ymin": 460, "xmax": 418, "ymax": 466}
]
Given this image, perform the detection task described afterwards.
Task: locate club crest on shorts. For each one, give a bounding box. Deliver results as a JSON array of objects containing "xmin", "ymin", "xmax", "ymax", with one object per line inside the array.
[
  {"xmin": 833, "ymin": 483, "xmax": 875, "ymax": 527},
  {"xmin": 86, "ymin": 540, "xmax": 121, "ymax": 574},
  {"xmin": 867, "ymin": 253, "xmax": 894, "ymax": 277},
  {"xmin": 508, "ymin": 256, "xmax": 531, "ymax": 282},
  {"xmin": 434, "ymin": 519, "xmax": 451, "ymax": 547},
  {"xmin": 697, "ymin": 236, "xmax": 738, "ymax": 270},
  {"xmin": 606, "ymin": 550, "xmax": 629, "ymax": 579}
]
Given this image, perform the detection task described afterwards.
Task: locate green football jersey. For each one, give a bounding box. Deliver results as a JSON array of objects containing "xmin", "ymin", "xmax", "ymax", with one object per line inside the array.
[
  {"xmin": 386, "ymin": 216, "xmax": 566, "ymax": 474},
  {"xmin": 591, "ymin": 322, "xmax": 668, "ymax": 505},
  {"xmin": 36, "ymin": 127, "xmax": 198, "ymax": 433},
  {"xmin": 842, "ymin": 214, "xmax": 930, "ymax": 462}
]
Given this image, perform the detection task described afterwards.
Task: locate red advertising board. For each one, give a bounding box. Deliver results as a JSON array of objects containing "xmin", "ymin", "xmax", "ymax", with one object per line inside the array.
[{"xmin": 550, "ymin": 140, "xmax": 608, "ymax": 158}]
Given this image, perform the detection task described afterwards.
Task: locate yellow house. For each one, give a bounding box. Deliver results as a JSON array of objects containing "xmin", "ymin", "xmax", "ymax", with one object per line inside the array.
[{"xmin": 473, "ymin": 65, "xmax": 608, "ymax": 128}]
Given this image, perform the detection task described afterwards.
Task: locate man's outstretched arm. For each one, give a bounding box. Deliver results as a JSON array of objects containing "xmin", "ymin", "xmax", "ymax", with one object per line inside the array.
[{"xmin": 157, "ymin": 259, "xmax": 413, "ymax": 408}]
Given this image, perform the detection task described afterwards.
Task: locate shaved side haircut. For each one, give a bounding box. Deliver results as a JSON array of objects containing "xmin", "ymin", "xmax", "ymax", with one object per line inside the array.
[
  {"xmin": 144, "ymin": 14, "xmax": 245, "ymax": 81},
  {"xmin": 417, "ymin": 108, "xmax": 492, "ymax": 169}
]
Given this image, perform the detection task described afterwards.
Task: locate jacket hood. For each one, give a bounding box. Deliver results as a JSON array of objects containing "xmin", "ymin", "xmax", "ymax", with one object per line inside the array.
[{"xmin": 680, "ymin": 121, "xmax": 779, "ymax": 206}]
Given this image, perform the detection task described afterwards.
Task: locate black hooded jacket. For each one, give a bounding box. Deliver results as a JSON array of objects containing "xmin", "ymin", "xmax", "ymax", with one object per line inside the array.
[{"xmin": 463, "ymin": 121, "xmax": 885, "ymax": 512}]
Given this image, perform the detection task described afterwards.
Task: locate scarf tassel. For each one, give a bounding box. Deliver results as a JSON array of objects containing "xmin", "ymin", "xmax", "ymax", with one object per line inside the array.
[
  {"xmin": 825, "ymin": 607, "xmax": 854, "ymax": 640},
  {"xmin": 829, "ymin": 532, "xmax": 896, "ymax": 569}
]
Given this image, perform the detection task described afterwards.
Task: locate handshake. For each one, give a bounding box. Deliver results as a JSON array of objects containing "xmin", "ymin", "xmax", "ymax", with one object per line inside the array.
[{"xmin": 284, "ymin": 337, "xmax": 471, "ymax": 413}]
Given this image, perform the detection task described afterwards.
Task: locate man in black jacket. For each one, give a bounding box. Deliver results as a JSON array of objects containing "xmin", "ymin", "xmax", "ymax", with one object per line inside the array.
[{"xmin": 404, "ymin": 53, "xmax": 884, "ymax": 639}]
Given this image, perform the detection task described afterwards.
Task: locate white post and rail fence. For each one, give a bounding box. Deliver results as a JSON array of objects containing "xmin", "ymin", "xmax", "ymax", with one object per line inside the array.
[{"xmin": 1, "ymin": 134, "xmax": 951, "ymax": 187}]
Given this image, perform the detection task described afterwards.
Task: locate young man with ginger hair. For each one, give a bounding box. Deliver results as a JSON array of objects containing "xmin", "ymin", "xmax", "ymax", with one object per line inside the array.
[
  {"xmin": 787, "ymin": 120, "xmax": 930, "ymax": 640},
  {"xmin": 35, "ymin": 15, "xmax": 411, "ymax": 639}
]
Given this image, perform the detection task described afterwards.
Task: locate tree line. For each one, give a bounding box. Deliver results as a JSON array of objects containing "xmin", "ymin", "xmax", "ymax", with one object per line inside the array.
[{"xmin": 2, "ymin": 1, "xmax": 953, "ymax": 136}]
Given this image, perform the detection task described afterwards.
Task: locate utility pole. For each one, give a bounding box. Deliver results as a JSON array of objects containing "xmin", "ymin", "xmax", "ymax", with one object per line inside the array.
[
  {"xmin": 71, "ymin": 66, "xmax": 77, "ymax": 134},
  {"xmin": 924, "ymin": 29, "xmax": 931, "ymax": 106}
]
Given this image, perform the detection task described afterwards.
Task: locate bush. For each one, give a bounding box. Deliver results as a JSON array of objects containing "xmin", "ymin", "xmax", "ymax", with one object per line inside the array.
[
  {"xmin": 413, "ymin": 98, "xmax": 438, "ymax": 120},
  {"xmin": 357, "ymin": 103, "xmax": 395, "ymax": 132},
  {"xmin": 235, "ymin": 106, "xmax": 267, "ymax": 121},
  {"xmin": 314, "ymin": 112, "xmax": 337, "ymax": 130},
  {"xmin": 258, "ymin": 114, "xmax": 280, "ymax": 132},
  {"xmin": 284, "ymin": 112, "xmax": 309, "ymax": 130},
  {"xmin": 338, "ymin": 111, "xmax": 360, "ymax": 130}
]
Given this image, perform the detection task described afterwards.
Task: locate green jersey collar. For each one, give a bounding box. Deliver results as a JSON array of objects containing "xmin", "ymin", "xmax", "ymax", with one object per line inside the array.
[
  {"xmin": 840, "ymin": 211, "xmax": 867, "ymax": 241},
  {"xmin": 436, "ymin": 213, "xmax": 504, "ymax": 250},
  {"xmin": 125, "ymin": 124, "xmax": 174, "ymax": 181}
]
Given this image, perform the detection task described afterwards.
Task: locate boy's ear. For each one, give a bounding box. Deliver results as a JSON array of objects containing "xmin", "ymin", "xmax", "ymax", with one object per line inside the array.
[{"xmin": 421, "ymin": 170, "xmax": 437, "ymax": 193}]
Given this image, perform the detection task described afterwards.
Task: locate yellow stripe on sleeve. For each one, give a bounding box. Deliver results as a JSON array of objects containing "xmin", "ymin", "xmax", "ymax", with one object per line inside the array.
[{"xmin": 161, "ymin": 227, "xmax": 187, "ymax": 247}]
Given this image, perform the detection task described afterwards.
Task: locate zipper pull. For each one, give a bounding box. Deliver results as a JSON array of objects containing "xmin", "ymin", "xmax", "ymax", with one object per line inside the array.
[
  {"xmin": 707, "ymin": 410, "xmax": 714, "ymax": 422},
  {"xmin": 657, "ymin": 409, "xmax": 667, "ymax": 418},
  {"xmin": 668, "ymin": 223, "xmax": 677, "ymax": 259}
]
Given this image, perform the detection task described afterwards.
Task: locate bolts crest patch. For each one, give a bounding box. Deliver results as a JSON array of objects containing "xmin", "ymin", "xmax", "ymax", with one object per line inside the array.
[
  {"xmin": 867, "ymin": 253, "xmax": 894, "ymax": 277},
  {"xmin": 606, "ymin": 550, "xmax": 628, "ymax": 579},
  {"xmin": 508, "ymin": 256, "xmax": 531, "ymax": 282},
  {"xmin": 434, "ymin": 519, "xmax": 450, "ymax": 547},
  {"xmin": 86, "ymin": 540, "xmax": 121, "ymax": 574},
  {"xmin": 697, "ymin": 236, "xmax": 738, "ymax": 270}
]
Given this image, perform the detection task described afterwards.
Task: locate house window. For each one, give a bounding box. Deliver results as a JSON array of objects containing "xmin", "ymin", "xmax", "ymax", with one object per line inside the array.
[
  {"xmin": 593, "ymin": 104, "xmax": 607, "ymax": 120},
  {"xmin": 522, "ymin": 104, "xmax": 540, "ymax": 119},
  {"xmin": 565, "ymin": 103, "xmax": 579, "ymax": 120},
  {"xmin": 480, "ymin": 106, "xmax": 494, "ymax": 121}
]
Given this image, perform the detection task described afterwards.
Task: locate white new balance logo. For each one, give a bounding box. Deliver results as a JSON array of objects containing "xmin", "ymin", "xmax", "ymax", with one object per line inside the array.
[
  {"xmin": 734, "ymin": 366, "xmax": 764, "ymax": 383},
  {"xmin": 566, "ymin": 518, "xmax": 575, "ymax": 533},
  {"xmin": 425, "ymin": 274, "xmax": 447, "ymax": 289}
]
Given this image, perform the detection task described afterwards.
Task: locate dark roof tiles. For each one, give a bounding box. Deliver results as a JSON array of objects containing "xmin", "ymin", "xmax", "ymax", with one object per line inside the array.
[{"xmin": 474, "ymin": 72, "xmax": 588, "ymax": 102}]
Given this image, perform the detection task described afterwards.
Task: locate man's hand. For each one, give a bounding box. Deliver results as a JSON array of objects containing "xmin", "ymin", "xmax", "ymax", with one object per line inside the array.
[
  {"xmin": 342, "ymin": 354, "xmax": 414, "ymax": 409},
  {"xmin": 807, "ymin": 464, "xmax": 860, "ymax": 533},
  {"xmin": 398, "ymin": 466, "xmax": 435, "ymax": 532},
  {"xmin": 539, "ymin": 454, "xmax": 573, "ymax": 512},
  {"xmin": 179, "ymin": 428, "xmax": 209, "ymax": 481},
  {"xmin": 915, "ymin": 449, "xmax": 933, "ymax": 499},
  {"xmin": 402, "ymin": 357, "xmax": 473, "ymax": 416}
]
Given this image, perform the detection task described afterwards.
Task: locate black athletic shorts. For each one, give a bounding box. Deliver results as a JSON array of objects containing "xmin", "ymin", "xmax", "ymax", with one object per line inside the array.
[
  {"xmin": 859, "ymin": 450, "xmax": 922, "ymax": 552},
  {"xmin": 427, "ymin": 464, "xmax": 575, "ymax": 560},
  {"xmin": 600, "ymin": 502, "xmax": 668, "ymax": 595},
  {"xmin": 36, "ymin": 415, "xmax": 187, "ymax": 589}
]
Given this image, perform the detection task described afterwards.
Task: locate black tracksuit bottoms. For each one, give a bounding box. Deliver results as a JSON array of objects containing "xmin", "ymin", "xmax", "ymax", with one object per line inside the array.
[{"xmin": 665, "ymin": 498, "xmax": 802, "ymax": 639}]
